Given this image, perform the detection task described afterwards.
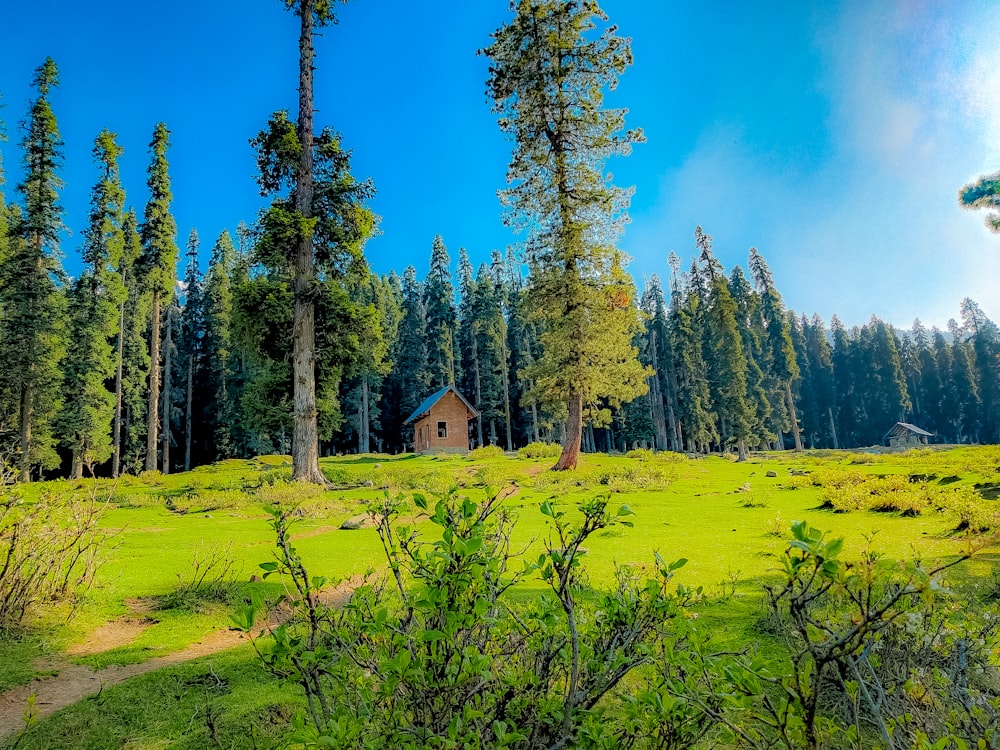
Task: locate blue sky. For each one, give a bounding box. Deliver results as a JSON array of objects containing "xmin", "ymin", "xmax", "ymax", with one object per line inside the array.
[{"xmin": 1, "ymin": 1, "xmax": 998, "ymax": 329}]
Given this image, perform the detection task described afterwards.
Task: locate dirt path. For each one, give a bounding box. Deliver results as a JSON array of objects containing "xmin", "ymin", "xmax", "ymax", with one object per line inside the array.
[{"xmin": 0, "ymin": 578, "xmax": 361, "ymax": 743}]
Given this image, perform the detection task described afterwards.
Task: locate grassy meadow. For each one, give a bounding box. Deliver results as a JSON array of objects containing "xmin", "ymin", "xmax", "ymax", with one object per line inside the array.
[{"xmin": 4, "ymin": 445, "xmax": 999, "ymax": 748}]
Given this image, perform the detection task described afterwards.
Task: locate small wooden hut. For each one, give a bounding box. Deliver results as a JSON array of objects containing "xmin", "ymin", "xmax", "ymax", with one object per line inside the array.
[
  {"xmin": 404, "ymin": 385, "xmax": 479, "ymax": 454},
  {"xmin": 883, "ymin": 422, "xmax": 933, "ymax": 448}
]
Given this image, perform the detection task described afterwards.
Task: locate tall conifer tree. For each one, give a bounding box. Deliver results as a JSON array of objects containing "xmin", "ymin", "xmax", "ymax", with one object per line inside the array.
[
  {"xmin": 119, "ymin": 210, "xmax": 151, "ymax": 473},
  {"xmin": 178, "ymin": 229, "xmax": 205, "ymax": 471},
  {"xmin": 485, "ymin": 0, "xmax": 648, "ymax": 469},
  {"xmin": 203, "ymin": 230, "xmax": 238, "ymax": 459},
  {"xmin": 749, "ymin": 247, "xmax": 802, "ymax": 450},
  {"xmin": 424, "ymin": 235, "xmax": 457, "ymax": 388},
  {"xmin": 139, "ymin": 123, "xmax": 179, "ymax": 472},
  {"xmin": 255, "ymin": 0, "xmax": 373, "ymax": 481},
  {"xmin": 59, "ymin": 130, "xmax": 124, "ymax": 477},
  {"xmin": 0, "ymin": 59, "xmax": 67, "ymax": 481},
  {"xmin": 697, "ymin": 229, "xmax": 754, "ymax": 459}
]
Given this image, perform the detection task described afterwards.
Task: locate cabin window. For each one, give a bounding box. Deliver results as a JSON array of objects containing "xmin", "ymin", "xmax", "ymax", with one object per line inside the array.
[{"xmin": 437, "ymin": 421, "xmax": 448, "ymax": 438}]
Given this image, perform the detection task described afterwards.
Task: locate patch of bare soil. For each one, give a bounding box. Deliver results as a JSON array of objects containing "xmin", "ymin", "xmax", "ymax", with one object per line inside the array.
[
  {"xmin": 0, "ymin": 576, "xmax": 363, "ymax": 742},
  {"xmin": 65, "ymin": 617, "xmax": 157, "ymax": 656}
]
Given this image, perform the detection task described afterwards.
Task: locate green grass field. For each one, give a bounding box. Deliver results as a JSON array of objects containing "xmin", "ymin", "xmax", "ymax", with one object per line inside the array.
[{"xmin": 4, "ymin": 445, "xmax": 998, "ymax": 748}]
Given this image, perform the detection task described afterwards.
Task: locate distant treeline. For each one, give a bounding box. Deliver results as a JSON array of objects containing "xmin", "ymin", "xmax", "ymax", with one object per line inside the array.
[{"xmin": 2, "ymin": 60, "xmax": 998, "ymax": 480}]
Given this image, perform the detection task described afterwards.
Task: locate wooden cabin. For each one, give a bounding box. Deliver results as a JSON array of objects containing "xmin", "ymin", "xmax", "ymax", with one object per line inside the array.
[
  {"xmin": 883, "ymin": 422, "xmax": 933, "ymax": 448},
  {"xmin": 404, "ymin": 385, "xmax": 479, "ymax": 454}
]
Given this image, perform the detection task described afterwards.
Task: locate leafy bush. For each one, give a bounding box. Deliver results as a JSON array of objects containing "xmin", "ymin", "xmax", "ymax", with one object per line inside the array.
[
  {"xmin": 238, "ymin": 489, "xmax": 692, "ymax": 749},
  {"xmin": 467, "ymin": 445, "xmax": 505, "ymax": 460},
  {"xmin": 0, "ymin": 485, "xmax": 111, "ymax": 629},
  {"xmin": 518, "ymin": 441, "xmax": 562, "ymax": 459},
  {"xmin": 624, "ymin": 448, "xmax": 686, "ymax": 463},
  {"xmin": 671, "ymin": 522, "xmax": 995, "ymax": 750}
]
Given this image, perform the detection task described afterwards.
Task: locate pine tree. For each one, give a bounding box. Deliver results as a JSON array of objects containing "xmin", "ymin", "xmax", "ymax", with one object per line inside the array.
[
  {"xmin": 697, "ymin": 228, "xmax": 754, "ymax": 459},
  {"xmin": 803, "ymin": 314, "xmax": 837, "ymax": 448},
  {"xmin": 473, "ymin": 264, "xmax": 512, "ymax": 449},
  {"xmin": 457, "ymin": 249, "xmax": 485, "ymax": 446},
  {"xmin": 382, "ymin": 266, "xmax": 430, "ymax": 450},
  {"xmin": 59, "ymin": 130, "xmax": 124, "ymax": 477},
  {"xmin": 139, "ymin": 123, "xmax": 179, "ymax": 472},
  {"xmin": 961, "ymin": 298, "xmax": 1000, "ymax": 442},
  {"xmin": 749, "ymin": 247, "xmax": 802, "ymax": 450},
  {"xmin": 254, "ymin": 0, "xmax": 362, "ymax": 481},
  {"xmin": 638, "ymin": 277, "xmax": 672, "ymax": 451},
  {"xmin": 505, "ymin": 256, "xmax": 544, "ymax": 446},
  {"xmin": 161, "ymin": 293, "xmax": 180, "ymax": 473},
  {"xmin": 485, "ymin": 0, "xmax": 648, "ymax": 469},
  {"xmin": 855, "ymin": 317, "xmax": 910, "ymax": 445},
  {"xmin": 253, "ymin": 0, "xmax": 375, "ymax": 479},
  {"xmin": 959, "ymin": 170, "xmax": 1000, "ymax": 233},
  {"xmin": 424, "ymin": 235, "xmax": 457, "ymax": 388},
  {"xmin": 728, "ymin": 265, "xmax": 773, "ymax": 450},
  {"xmin": 178, "ymin": 229, "xmax": 205, "ymax": 471},
  {"xmin": 667, "ymin": 264, "xmax": 715, "ymax": 452},
  {"xmin": 948, "ymin": 319, "xmax": 980, "ymax": 443},
  {"xmin": 0, "ymin": 59, "xmax": 67, "ymax": 481},
  {"xmin": 203, "ymin": 230, "xmax": 238, "ymax": 459},
  {"xmin": 119, "ymin": 210, "xmax": 151, "ymax": 473},
  {"xmin": 341, "ymin": 271, "xmax": 389, "ymax": 454}
]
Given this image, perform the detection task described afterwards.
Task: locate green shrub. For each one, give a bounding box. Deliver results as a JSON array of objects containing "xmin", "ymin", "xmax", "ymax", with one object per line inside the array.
[
  {"xmin": 467, "ymin": 445, "xmax": 505, "ymax": 460},
  {"xmin": 518, "ymin": 441, "xmax": 562, "ymax": 459},
  {"xmin": 238, "ymin": 490, "xmax": 693, "ymax": 750}
]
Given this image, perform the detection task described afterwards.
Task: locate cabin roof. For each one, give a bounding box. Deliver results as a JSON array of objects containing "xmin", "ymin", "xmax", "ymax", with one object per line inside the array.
[
  {"xmin": 403, "ymin": 385, "xmax": 479, "ymax": 425},
  {"xmin": 883, "ymin": 421, "xmax": 933, "ymax": 441}
]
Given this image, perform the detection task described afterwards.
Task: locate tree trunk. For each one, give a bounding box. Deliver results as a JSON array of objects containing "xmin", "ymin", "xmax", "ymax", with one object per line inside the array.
[
  {"xmin": 112, "ymin": 295, "xmax": 126, "ymax": 478},
  {"xmin": 786, "ymin": 381, "xmax": 803, "ymax": 451},
  {"xmin": 184, "ymin": 353, "xmax": 193, "ymax": 472},
  {"xmin": 500, "ymin": 336, "xmax": 513, "ymax": 452},
  {"xmin": 19, "ymin": 383, "xmax": 32, "ymax": 483},
  {"xmin": 472, "ymin": 332, "xmax": 484, "ymax": 448},
  {"xmin": 648, "ymin": 332, "xmax": 669, "ymax": 451},
  {"xmin": 71, "ymin": 449, "xmax": 83, "ymax": 480},
  {"xmin": 162, "ymin": 309, "xmax": 173, "ymax": 474},
  {"xmin": 291, "ymin": 0, "xmax": 325, "ymax": 484},
  {"xmin": 555, "ymin": 391, "xmax": 583, "ymax": 470},
  {"xmin": 358, "ymin": 378, "xmax": 370, "ymax": 454},
  {"xmin": 828, "ymin": 407, "xmax": 839, "ymax": 450},
  {"xmin": 146, "ymin": 290, "xmax": 162, "ymax": 472}
]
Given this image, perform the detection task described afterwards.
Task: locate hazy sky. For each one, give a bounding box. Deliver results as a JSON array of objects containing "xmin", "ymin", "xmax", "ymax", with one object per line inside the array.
[{"xmin": 1, "ymin": 1, "xmax": 998, "ymax": 329}]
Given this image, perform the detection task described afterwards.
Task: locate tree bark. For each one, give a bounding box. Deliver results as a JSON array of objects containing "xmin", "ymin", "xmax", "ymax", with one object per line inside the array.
[
  {"xmin": 146, "ymin": 290, "xmax": 162, "ymax": 472},
  {"xmin": 555, "ymin": 391, "xmax": 583, "ymax": 470},
  {"xmin": 472, "ymin": 330, "xmax": 484, "ymax": 448},
  {"xmin": 786, "ymin": 381, "xmax": 803, "ymax": 451},
  {"xmin": 500, "ymin": 333, "xmax": 513, "ymax": 452},
  {"xmin": 162, "ymin": 308, "xmax": 173, "ymax": 474},
  {"xmin": 358, "ymin": 378, "xmax": 370, "ymax": 454},
  {"xmin": 291, "ymin": 0, "xmax": 325, "ymax": 484},
  {"xmin": 112, "ymin": 294, "xmax": 126, "ymax": 478},
  {"xmin": 184, "ymin": 353, "xmax": 193, "ymax": 472},
  {"xmin": 19, "ymin": 383, "xmax": 32, "ymax": 483}
]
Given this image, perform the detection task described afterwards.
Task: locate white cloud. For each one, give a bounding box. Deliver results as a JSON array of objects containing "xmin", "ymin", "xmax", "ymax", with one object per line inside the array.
[{"xmin": 625, "ymin": 0, "xmax": 1000, "ymax": 330}]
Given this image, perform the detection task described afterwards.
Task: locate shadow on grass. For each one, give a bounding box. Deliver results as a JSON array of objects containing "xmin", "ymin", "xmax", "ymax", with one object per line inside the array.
[{"xmin": 0, "ymin": 625, "xmax": 58, "ymax": 691}]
